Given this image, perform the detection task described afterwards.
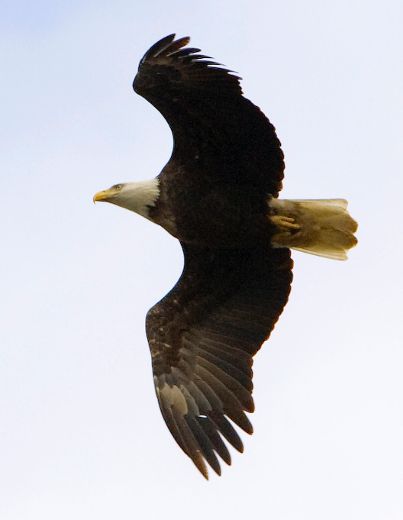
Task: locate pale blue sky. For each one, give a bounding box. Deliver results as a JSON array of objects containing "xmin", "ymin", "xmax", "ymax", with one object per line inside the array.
[{"xmin": 1, "ymin": 1, "xmax": 402, "ymax": 519}]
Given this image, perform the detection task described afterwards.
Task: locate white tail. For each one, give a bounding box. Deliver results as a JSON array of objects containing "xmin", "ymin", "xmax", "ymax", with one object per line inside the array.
[{"xmin": 269, "ymin": 198, "xmax": 358, "ymax": 260}]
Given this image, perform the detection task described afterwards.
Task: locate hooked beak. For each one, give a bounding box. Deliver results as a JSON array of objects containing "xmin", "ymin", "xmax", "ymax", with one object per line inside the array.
[{"xmin": 93, "ymin": 189, "xmax": 114, "ymax": 203}]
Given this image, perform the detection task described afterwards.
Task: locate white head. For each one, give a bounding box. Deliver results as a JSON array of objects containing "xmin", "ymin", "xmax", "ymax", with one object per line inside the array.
[{"xmin": 93, "ymin": 179, "xmax": 160, "ymax": 220}]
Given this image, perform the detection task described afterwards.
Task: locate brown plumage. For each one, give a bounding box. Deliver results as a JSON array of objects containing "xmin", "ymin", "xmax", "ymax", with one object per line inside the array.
[
  {"xmin": 147, "ymin": 244, "xmax": 292, "ymax": 478},
  {"xmin": 93, "ymin": 34, "xmax": 357, "ymax": 479},
  {"xmin": 135, "ymin": 35, "xmax": 290, "ymax": 478}
]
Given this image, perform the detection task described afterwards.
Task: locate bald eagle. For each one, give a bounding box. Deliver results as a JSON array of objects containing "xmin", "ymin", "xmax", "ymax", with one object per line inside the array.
[{"xmin": 94, "ymin": 34, "xmax": 357, "ymax": 478}]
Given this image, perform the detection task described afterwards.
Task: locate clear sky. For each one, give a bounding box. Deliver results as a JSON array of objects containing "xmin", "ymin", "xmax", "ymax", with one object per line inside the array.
[{"xmin": 1, "ymin": 1, "xmax": 402, "ymax": 518}]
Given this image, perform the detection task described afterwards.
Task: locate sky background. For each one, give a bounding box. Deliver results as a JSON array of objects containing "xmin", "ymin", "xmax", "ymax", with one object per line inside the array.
[{"xmin": 1, "ymin": 0, "xmax": 402, "ymax": 518}]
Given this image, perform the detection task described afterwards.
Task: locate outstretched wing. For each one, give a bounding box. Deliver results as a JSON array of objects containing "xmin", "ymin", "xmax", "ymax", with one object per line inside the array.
[
  {"xmin": 146, "ymin": 244, "xmax": 293, "ymax": 478},
  {"xmin": 133, "ymin": 34, "xmax": 285, "ymax": 196}
]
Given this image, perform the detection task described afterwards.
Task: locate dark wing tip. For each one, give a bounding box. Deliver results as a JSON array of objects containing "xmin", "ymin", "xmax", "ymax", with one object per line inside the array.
[
  {"xmin": 139, "ymin": 34, "xmax": 191, "ymax": 65},
  {"xmin": 138, "ymin": 34, "xmax": 239, "ymax": 78},
  {"xmin": 134, "ymin": 34, "xmax": 242, "ymax": 98},
  {"xmin": 139, "ymin": 33, "xmax": 175, "ymax": 63}
]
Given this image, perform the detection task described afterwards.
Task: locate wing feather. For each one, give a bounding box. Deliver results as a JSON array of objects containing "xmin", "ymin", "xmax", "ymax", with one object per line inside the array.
[
  {"xmin": 196, "ymin": 348, "xmax": 253, "ymax": 391},
  {"xmin": 208, "ymin": 411, "xmax": 244, "ymax": 453},
  {"xmin": 185, "ymin": 415, "xmax": 222, "ymax": 475},
  {"xmin": 196, "ymin": 358, "xmax": 254, "ymax": 412},
  {"xmin": 133, "ymin": 34, "xmax": 285, "ymax": 196},
  {"xmin": 198, "ymin": 416, "xmax": 232, "ymax": 465},
  {"xmin": 147, "ymin": 244, "xmax": 292, "ymax": 477}
]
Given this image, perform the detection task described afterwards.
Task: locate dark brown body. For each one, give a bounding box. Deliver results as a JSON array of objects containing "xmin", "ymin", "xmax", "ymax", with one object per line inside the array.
[{"xmin": 151, "ymin": 168, "xmax": 274, "ymax": 247}]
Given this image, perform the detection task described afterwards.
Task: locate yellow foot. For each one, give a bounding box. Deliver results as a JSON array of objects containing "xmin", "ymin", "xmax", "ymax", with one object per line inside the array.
[
  {"xmin": 270, "ymin": 215, "xmax": 301, "ymax": 231},
  {"xmin": 270, "ymin": 215, "xmax": 301, "ymax": 247}
]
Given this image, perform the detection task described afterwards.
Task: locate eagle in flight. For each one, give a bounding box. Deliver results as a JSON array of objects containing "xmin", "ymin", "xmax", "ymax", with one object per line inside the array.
[{"xmin": 94, "ymin": 34, "xmax": 357, "ymax": 478}]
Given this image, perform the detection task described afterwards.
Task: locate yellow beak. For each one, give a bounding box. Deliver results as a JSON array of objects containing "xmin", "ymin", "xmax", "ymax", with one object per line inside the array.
[{"xmin": 93, "ymin": 189, "xmax": 114, "ymax": 203}]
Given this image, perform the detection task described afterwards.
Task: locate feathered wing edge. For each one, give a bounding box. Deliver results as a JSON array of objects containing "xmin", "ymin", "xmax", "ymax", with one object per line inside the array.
[
  {"xmin": 139, "ymin": 34, "xmax": 190, "ymax": 63},
  {"xmin": 147, "ymin": 245, "xmax": 293, "ymax": 478},
  {"xmin": 133, "ymin": 34, "xmax": 285, "ymax": 197},
  {"xmin": 134, "ymin": 33, "xmax": 242, "ymax": 96}
]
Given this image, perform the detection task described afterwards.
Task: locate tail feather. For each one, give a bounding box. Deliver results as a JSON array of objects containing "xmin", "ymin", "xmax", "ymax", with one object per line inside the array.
[{"xmin": 269, "ymin": 198, "xmax": 358, "ymax": 260}]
